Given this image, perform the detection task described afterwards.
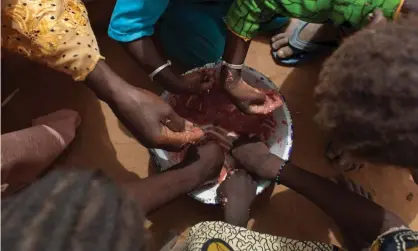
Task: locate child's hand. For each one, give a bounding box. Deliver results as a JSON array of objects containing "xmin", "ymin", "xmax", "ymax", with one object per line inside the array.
[
  {"xmin": 221, "ymin": 67, "xmax": 283, "ymax": 114},
  {"xmin": 115, "ymin": 85, "xmax": 204, "ymax": 150},
  {"xmin": 184, "ymin": 142, "xmax": 225, "ymax": 185},
  {"xmin": 231, "ymin": 137, "xmax": 285, "ymax": 180},
  {"xmin": 181, "ymin": 68, "xmax": 216, "ymax": 93}
]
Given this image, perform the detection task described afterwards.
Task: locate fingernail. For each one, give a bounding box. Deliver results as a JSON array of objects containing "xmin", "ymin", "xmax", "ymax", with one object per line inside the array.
[{"xmin": 278, "ymin": 50, "xmax": 284, "ymax": 58}]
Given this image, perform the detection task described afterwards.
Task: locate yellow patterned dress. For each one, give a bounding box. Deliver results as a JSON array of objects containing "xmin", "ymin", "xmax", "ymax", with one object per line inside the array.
[{"xmin": 1, "ymin": 0, "xmax": 104, "ymax": 81}]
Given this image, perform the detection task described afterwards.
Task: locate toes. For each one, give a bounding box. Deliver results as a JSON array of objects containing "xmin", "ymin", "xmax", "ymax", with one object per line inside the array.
[
  {"xmin": 344, "ymin": 163, "xmax": 364, "ymax": 172},
  {"xmin": 326, "ymin": 142, "xmax": 343, "ymax": 160},
  {"xmin": 271, "ymin": 37, "xmax": 288, "ymax": 50},
  {"xmin": 346, "ymin": 178, "xmax": 360, "ymax": 194},
  {"xmin": 366, "ymin": 191, "xmax": 373, "ymax": 200},
  {"xmin": 358, "ymin": 184, "xmax": 367, "ymax": 196},
  {"xmin": 409, "ymin": 168, "xmax": 418, "ymax": 185},
  {"xmin": 275, "ymin": 46, "xmax": 294, "ymax": 58},
  {"xmin": 334, "ymin": 157, "xmax": 364, "ymax": 172},
  {"xmin": 271, "ymin": 33, "xmax": 286, "ymax": 42}
]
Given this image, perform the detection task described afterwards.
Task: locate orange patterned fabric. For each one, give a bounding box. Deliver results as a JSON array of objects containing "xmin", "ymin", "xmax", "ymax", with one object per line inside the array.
[{"xmin": 1, "ymin": 0, "xmax": 104, "ymax": 81}]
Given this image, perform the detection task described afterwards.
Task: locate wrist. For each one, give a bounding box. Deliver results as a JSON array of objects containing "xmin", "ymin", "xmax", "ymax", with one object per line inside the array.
[
  {"xmin": 86, "ymin": 60, "xmax": 126, "ymax": 102},
  {"xmin": 220, "ymin": 66, "xmax": 241, "ymax": 88},
  {"xmin": 261, "ymin": 154, "xmax": 284, "ymax": 180},
  {"xmin": 279, "ymin": 162, "xmax": 299, "ymax": 187},
  {"xmin": 153, "ymin": 68, "xmax": 186, "ymax": 93}
]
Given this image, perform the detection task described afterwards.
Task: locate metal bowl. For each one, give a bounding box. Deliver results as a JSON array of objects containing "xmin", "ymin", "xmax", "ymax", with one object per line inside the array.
[{"xmin": 149, "ymin": 62, "xmax": 293, "ymax": 204}]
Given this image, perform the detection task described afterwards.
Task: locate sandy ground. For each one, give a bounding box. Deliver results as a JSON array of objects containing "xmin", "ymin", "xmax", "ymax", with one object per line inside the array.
[{"xmin": 2, "ymin": 9, "xmax": 418, "ymax": 250}]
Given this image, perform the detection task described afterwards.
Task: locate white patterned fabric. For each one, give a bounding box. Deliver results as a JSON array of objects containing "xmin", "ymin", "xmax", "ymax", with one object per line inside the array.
[{"xmin": 184, "ymin": 221, "xmax": 340, "ymax": 251}]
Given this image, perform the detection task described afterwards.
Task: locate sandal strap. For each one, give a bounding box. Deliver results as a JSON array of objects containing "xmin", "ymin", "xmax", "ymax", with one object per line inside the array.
[{"xmin": 288, "ymin": 21, "xmax": 339, "ymax": 53}]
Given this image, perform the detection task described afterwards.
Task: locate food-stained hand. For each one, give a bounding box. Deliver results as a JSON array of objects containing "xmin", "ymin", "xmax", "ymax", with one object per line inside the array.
[
  {"xmin": 184, "ymin": 142, "xmax": 225, "ymax": 184},
  {"xmin": 231, "ymin": 136, "xmax": 285, "ymax": 180},
  {"xmin": 221, "ymin": 68, "xmax": 283, "ymax": 114},
  {"xmin": 116, "ymin": 86, "xmax": 204, "ymax": 149},
  {"xmin": 181, "ymin": 68, "xmax": 216, "ymax": 93}
]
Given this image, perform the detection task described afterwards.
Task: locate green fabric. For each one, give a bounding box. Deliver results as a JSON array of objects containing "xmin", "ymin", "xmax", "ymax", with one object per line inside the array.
[
  {"xmin": 157, "ymin": 1, "xmax": 288, "ymax": 70},
  {"xmin": 225, "ymin": 0, "xmax": 402, "ymax": 40}
]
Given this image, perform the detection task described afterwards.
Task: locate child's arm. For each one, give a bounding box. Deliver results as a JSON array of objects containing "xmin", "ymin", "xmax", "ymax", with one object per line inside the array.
[
  {"xmin": 123, "ymin": 36, "xmax": 214, "ymax": 93},
  {"xmin": 108, "ymin": 0, "xmax": 214, "ymax": 94},
  {"xmin": 231, "ymin": 139, "xmax": 407, "ymax": 245},
  {"xmin": 220, "ymin": 0, "xmax": 405, "ymax": 114},
  {"xmin": 122, "ymin": 143, "xmax": 224, "ymax": 215},
  {"xmin": 221, "ymin": 0, "xmax": 405, "ymax": 67}
]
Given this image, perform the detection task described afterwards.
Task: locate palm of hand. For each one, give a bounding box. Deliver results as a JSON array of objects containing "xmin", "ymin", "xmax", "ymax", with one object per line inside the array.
[
  {"xmin": 122, "ymin": 88, "xmax": 204, "ymax": 149},
  {"xmin": 223, "ymin": 70, "xmax": 283, "ymax": 114}
]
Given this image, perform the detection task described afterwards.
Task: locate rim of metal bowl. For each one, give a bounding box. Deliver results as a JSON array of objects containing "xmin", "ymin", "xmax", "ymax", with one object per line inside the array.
[{"xmin": 149, "ymin": 62, "xmax": 294, "ymax": 204}]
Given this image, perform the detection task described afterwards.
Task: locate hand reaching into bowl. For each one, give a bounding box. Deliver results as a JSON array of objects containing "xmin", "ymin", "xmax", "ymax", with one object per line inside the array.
[
  {"xmin": 183, "ymin": 142, "xmax": 225, "ymax": 186},
  {"xmin": 113, "ymin": 85, "xmax": 204, "ymax": 150},
  {"xmin": 180, "ymin": 68, "xmax": 216, "ymax": 93},
  {"xmin": 231, "ymin": 136, "xmax": 286, "ymax": 180},
  {"xmin": 220, "ymin": 67, "xmax": 283, "ymax": 115}
]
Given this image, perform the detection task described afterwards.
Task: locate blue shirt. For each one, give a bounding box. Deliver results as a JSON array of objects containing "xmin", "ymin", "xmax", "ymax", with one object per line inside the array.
[
  {"xmin": 108, "ymin": 0, "xmax": 169, "ymax": 42},
  {"xmin": 108, "ymin": 0, "xmax": 232, "ymax": 43}
]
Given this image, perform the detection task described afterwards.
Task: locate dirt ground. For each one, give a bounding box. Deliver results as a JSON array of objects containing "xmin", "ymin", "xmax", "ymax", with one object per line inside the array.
[{"xmin": 2, "ymin": 10, "xmax": 418, "ymax": 250}]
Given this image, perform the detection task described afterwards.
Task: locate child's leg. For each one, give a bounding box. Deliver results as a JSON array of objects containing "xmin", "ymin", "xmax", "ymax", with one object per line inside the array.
[{"xmin": 1, "ymin": 109, "xmax": 81, "ymax": 195}]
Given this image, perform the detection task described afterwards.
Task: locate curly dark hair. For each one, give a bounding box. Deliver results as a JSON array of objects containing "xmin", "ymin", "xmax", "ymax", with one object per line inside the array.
[
  {"xmin": 1, "ymin": 168, "xmax": 147, "ymax": 251},
  {"xmin": 315, "ymin": 16, "xmax": 418, "ymax": 168}
]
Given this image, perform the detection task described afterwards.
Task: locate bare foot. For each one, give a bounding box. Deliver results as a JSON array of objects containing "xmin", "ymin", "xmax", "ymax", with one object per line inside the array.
[
  {"xmin": 271, "ymin": 19, "xmax": 340, "ymax": 59},
  {"xmin": 218, "ymin": 170, "xmax": 257, "ymax": 227}
]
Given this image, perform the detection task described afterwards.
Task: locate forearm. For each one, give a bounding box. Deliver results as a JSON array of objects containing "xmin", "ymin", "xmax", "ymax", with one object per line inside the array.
[
  {"xmin": 85, "ymin": 60, "xmax": 149, "ymax": 145},
  {"xmin": 224, "ymin": 203, "xmax": 250, "ymax": 227},
  {"xmin": 220, "ymin": 30, "xmax": 251, "ymax": 84},
  {"xmin": 86, "ymin": 60, "xmax": 123, "ymax": 101},
  {"xmin": 265, "ymin": 155, "xmax": 406, "ymax": 242},
  {"xmin": 223, "ymin": 30, "xmax": 251, "ymax": 65},
  {"xmin": 1, "ymin": 128, "xmax": 60, "ymax": 169},
  {"xmin": 121, "ymin": 164, "xmax": 200, "ymax": 215},
  {"xmin": 1, "ymin": 127, "xmax": 64, "ymax": 187},
  {"xmin": 124, "ymin": 37, "xmax": 184, "ymax": 93}
]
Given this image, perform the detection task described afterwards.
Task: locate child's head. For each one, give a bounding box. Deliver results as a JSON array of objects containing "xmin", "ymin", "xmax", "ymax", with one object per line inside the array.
[
  {"xmin": 315, "ymin": 16, "xmax": 418, "ymax": 168},
  {"xmin": 2, "ymin": 168, "xmax": 148, "ymax": 251}
]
